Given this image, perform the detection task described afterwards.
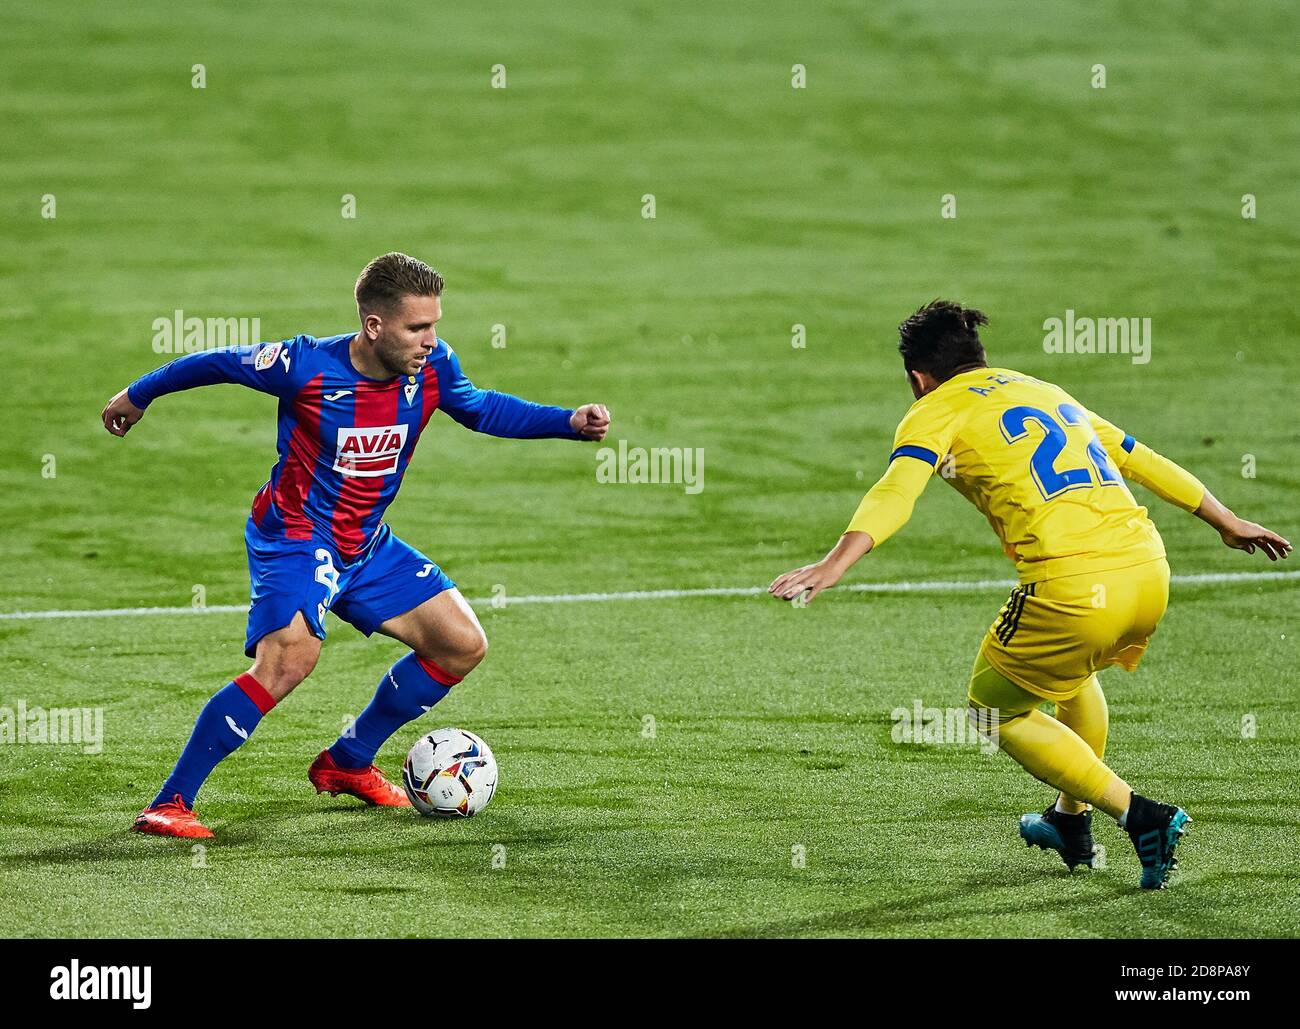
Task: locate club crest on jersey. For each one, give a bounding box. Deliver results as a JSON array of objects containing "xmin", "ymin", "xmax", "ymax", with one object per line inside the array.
[
  {"xmin": 253, "ymin": 342, "xmax": 283, "ymax": 371},
  {"xmin": 404, "ymin": 378, "xmax": 419, "ymax": 405},
  {"xmin": 333, "ymin": 424, "xmax": 409, "ymax": 477}
]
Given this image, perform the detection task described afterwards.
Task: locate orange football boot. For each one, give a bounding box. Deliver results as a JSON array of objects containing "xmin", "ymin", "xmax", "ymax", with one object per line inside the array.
[
  {"xmin": 309, "ymin": 749, "xmax": 411, "ymax": 807},
  {"xmin": 131, "ymin": 794, "xmax": 215, "ymax": 839}
]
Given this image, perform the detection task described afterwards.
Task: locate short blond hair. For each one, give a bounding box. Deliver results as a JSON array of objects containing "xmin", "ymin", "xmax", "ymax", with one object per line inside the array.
[{"xmin": 355, "ymin": 252, "xmax": 444, "ymax": 313}]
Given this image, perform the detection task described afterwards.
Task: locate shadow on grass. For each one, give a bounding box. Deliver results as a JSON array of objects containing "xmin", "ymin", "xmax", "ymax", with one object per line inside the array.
[
  {"xmin": 305, "ymin": 884, "xmax": 415, "ymax": 896},
  {"xmin": 705, "ymin": 868, "xmax": 1138, "ymax": 938},
  {"xmin": 0, "ymin": 796, "xmax": 574, "ymax": 869}
]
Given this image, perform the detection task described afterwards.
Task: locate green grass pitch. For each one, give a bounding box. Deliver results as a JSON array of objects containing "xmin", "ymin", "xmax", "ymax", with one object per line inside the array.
[{"xmin": 1, "ymin": 1, "xmax": 1297, "ymax": 937}]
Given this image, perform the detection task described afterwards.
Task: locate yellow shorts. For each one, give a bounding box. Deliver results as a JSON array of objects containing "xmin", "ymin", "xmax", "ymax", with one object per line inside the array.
[{"xmin": 978, "ymin": 557, "xmax": 1170, "ymax": 701}]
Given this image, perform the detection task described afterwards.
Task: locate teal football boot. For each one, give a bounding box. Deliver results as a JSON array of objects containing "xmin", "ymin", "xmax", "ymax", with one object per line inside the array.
[
  {"xmin": 1124, "ymin": 794, "xmax": 1191, "ymax": 890},
  {"xmin": 1019, "ymin": 804, "xmax": 1096, "ymax": 870}
]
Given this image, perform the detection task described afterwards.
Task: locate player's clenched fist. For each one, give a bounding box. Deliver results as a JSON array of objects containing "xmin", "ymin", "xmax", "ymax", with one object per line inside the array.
[
  {"xmin": 101, "ymin": 388, "xmax": 145, "ymax": 437},
  {"xmin": 570, "ymin": 403, "xmax": 611, "ymax": 441}
]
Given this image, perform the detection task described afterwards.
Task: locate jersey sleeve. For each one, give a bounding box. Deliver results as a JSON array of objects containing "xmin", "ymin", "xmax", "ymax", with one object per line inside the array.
[
  {"xmin": 126, "ymin": 337, "xmax": 310, "ymax": 409},
  {"xmin": 436, "ymin": 343, "xmax": 583, "ymax": 440},
  {"xmin": 1087, "ymin": 409, "xmax": 1206, "ymax": 512},
  {"xmin": 843, "ymin": 396, "xmax": 959, "ymax": 543},
  {"xmin": 844, "ymin": 455, "xmax": 933, "ymax": 544},
  {"xmin": 1085, "ymin": 409, "xmax": 1135, "ymax": 469},
  {"xmin": 887, "ymin": 394, "xmax": 962, "ymax": 471}
]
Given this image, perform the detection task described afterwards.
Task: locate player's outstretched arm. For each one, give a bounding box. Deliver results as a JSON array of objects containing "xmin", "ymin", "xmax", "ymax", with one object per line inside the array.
[
  {"xmin": 1192, "ymin": 489, "xmax": 1291, "ymax": 561},
  {"xmin": 102, "ymin": 340, "xmax": 304, "ymax": 437},
  {"xmin": 768, "ymin": 454, "xmax": 932, "ymax": 604},
  {"xmin": 769, "ymin": 530, "xmax": 874, "ymax": 604},
  {"xmin": 450, "ymin": 388, "xmax": 610, "ymax": 441},
  {"xmin": 438, "ymin": 345, "xmax": 609, "ymax": 441},
  {"xmin": 1089, "ymin": 411, "xmax": 1291, "ymax": 561}
]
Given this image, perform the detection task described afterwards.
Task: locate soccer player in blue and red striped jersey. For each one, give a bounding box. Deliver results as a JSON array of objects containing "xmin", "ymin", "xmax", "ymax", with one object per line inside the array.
[{"xmin": 101, "ymin": 253, "xmax": 610, "ymax": 838}]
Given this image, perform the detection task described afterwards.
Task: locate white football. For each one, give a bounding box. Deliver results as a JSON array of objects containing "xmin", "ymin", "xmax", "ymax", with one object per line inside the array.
[{"xmin": 402, "ymin": 727, "xmax": 498, "ymax": 817}]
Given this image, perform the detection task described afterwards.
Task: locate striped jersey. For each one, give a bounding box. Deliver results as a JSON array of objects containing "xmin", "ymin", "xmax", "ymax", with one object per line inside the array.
[{"xmin": 128, "ymin": 333, "xmax": 580, "ymax": 559}]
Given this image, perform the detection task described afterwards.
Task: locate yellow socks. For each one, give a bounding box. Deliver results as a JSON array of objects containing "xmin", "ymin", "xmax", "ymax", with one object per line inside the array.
[
  {"xmin": 969, "ymin": 655, "xmax": 1131, "ymax": 820},
  {"xmin": 1053, "ymin": 675, "xmax": 1108, "ymax": 813}
]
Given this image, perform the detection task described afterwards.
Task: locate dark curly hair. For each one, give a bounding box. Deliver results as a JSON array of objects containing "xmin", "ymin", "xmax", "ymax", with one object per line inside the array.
[{"xmin": 897, "ymin": 300, "xmax": 988, "ymax": 381}]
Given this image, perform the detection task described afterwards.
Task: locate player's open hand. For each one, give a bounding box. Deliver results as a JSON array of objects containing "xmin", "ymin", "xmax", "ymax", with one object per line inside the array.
[
  {"xmin": 101, "ymin": 388, "xmax": 145, "ymax": 437},
  {"xmin": 768, "ymin": 560, "xmax": 844, "ymax": 605},
  {"xmin": 1219, "ymin": 517, "xmax": 1292, "ymax": 561},
  {"xmin": 571, "ymin": 403, "xmax": 611, "ymax": 441}
]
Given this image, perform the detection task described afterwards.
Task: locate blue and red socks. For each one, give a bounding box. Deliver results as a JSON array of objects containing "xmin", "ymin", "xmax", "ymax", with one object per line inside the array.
[
  {"xmin": 328, "ymin": 653, "xmax": 461, "ymax": 769},
  {"xmin": 149, "ymin": 655, "xmax": 457, "ymax": 808},
  {"xmin": 151, "ymin": 673, "xmax": 276, "ymax": 809}
]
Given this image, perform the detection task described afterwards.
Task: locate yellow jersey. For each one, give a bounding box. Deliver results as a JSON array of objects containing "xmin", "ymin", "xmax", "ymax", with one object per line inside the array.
[{"xmin": 846, "ymin": 367, "xmax": 1206, "ymax": 583}]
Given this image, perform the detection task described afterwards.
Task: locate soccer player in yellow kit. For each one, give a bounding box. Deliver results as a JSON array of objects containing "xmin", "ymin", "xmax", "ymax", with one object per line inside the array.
[{"xmin": 770, "ymin": 301, "xmax": 1291, "ymax": 889}]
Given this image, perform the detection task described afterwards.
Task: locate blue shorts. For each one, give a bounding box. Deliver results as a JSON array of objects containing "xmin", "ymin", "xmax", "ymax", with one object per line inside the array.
[{"xmin": 243, "ymin": 519, "xmax": 456, "ymax": 658}]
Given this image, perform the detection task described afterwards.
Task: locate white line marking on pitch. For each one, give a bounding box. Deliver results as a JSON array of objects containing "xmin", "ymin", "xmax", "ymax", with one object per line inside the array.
[{"xmin": 1, "ymin": 569, "xmax": 1296, "ymax": 622}]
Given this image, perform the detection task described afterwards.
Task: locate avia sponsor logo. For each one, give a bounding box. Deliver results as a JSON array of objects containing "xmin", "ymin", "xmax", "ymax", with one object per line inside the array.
[
  {"xmin": 49, "ymin": 960, "xmax": 152, "ymax": 1009},
  {"xmin": 333, "ymin": 424, "xmax": 409, "ymax": 477}
]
